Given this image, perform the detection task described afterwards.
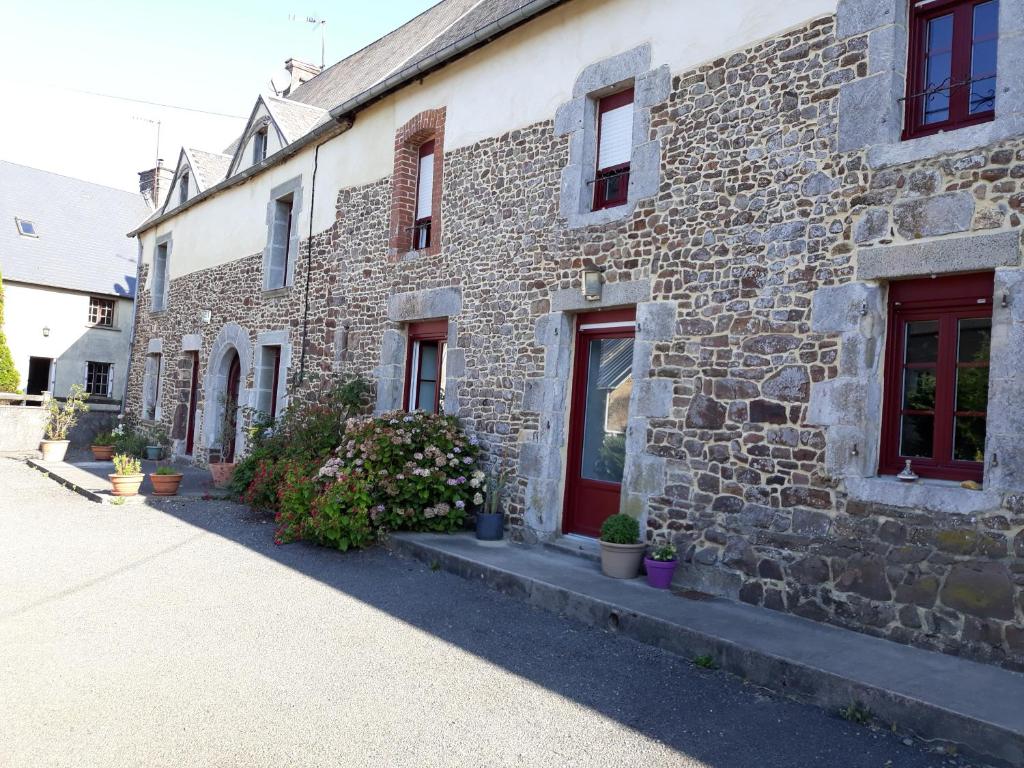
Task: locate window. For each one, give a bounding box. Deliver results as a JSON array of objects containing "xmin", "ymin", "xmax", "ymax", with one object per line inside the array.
[
  {"xmin": 266, "ymin": 194, "xmax": 294, "ymax": 290},
  {"xmin": 14, "ymin": 217, "xmax": 37, "ymax": 237},
  {"xmin": 404, "ymin": 319, "xmax": 448, "ymax": 414},
  {"xmin": 880, "ymin": 272, "xmax": 993, "ymax": 481},
  {"xmin": 253, "ymin": 128, "xmax": 268, "ymax": 164},
  {"xmin": 413, "ymin": 140, "xmax": 434, "ymax": 250},
  {"xmin": 256, "ymin": 345, "xmax": 282, "ymax": 419},
  {"xmin": 179, "ymin": 172, "xmax": 189, "ymax": 205},
  {"xmin": 85, "ymin": 362, "xmax": 112, "ymax": 397},
  {"xmin": 143, "ymin": 353, "xmax": 162, "ymax": 420},
  {"xmin": 904, "ymin": 0, "xmax": 999, "ymax": 139},
  {"xmin": 88, "ymin": 297, "xmax": 115, "ymax": 327},
  {"xmin": 151, "ymin": 242, "xmax": 168, "ymax": 311},
  {"xmin": 593, "ymin": 88, "xmax": 634, "ymax": 211}
]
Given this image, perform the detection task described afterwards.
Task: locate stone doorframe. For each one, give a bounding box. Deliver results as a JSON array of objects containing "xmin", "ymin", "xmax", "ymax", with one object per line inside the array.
[
  {"xmin": 808, "ymin": 232, "xmax": 1024, "ymax": 511},
  {"xmin": 374, "ymin": 287, "xmax": 464, "ymax": 416},
  {"xmin": 519, "ymin": 278, "xmax": 677, "ymax": 541},
  {"xmin": 202, "ymin": 322, "xmax": 253, "ymax": 459}
]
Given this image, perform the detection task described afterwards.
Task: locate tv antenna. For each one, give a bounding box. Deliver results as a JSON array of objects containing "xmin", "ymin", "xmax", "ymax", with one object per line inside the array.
[
  {"xmin": 290, "ymin": 14, "xmax": 327, "ymax": 69},
  {"xmin": 132, "ymin": 115, "xmax": 162, "ymax": 171}
]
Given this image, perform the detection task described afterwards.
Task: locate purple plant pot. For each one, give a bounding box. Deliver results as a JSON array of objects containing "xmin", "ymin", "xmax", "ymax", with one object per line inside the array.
[{"xmin": 644, "ymin": 557, "xmax": 678, "ymax": 589}]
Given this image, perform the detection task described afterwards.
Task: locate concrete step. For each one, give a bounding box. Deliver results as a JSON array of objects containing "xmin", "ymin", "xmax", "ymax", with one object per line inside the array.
[{"xmin": 388, "ymin": 531, "xmax": 1024, "ymax": 768}]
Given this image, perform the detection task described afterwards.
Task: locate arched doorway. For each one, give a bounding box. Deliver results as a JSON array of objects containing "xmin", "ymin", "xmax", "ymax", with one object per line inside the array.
[{"xmin": 221, "ymin": 350, "xmax": 241, "ymax": 462}]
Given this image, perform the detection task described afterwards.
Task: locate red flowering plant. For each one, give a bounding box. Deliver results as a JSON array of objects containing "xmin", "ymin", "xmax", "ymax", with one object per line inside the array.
[{"xmin": 314, "ymin": 410, "xmax": 482, "ymax": 539}]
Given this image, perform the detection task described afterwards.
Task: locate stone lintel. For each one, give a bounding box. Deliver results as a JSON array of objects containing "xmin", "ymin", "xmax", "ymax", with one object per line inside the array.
[
  {"xmin": 387, "ymin": 286, "xmax": 462, "ymax": 322},
  {"xmin": 857, "ymin": 230, "xmax": 1021, "ymax": 281},
  {"xmin": 550, "ymin": 279, "xmax": 651, "ymax": 313}
]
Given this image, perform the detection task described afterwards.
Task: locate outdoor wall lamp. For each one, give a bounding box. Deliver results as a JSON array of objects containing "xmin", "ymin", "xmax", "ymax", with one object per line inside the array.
[
  {"xmin": 583, "ymin": 267, "xmax": 604, "ymax": 301},
  {"xmin": 42, "ymin": 326, "xmax": 50, "ymax": 337},
  {"xmin": 200, "ymin": 309, "xmax": 212, "ymax": 324}
]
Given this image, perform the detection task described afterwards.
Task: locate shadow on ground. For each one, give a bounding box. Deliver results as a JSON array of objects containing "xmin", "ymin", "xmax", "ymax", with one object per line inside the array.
[{"xmin": 153, "ymin": 499, "xmax": 960, "ymax": 768}]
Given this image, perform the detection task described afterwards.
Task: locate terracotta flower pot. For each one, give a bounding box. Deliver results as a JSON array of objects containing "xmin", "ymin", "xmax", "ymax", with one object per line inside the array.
[
  {"xmin": 209, "ymin": 462, "xmax": 236, "ymax": 489},
  {"xmin": 39, "ymin": 440, "xmax": 70, "ymax": 463},
  {"xmin": 149, "ymin": 472, "xmax": 183, "ymax": 496},
  {"xmin": 599, "ymin": 541, "xmax": 646, "ymax": 579},
  {"xmin": 90, "ymin": 445, "xmax": 115, "ymax": 461},
  {"xmin": 108, "ymin": 473, "xmax": 145, "ymax": 497}
]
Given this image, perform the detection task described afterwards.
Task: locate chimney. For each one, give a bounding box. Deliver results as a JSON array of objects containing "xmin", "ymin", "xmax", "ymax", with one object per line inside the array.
[
  {"xmin": 138, "ymin": 159, "xmax": 174, "ymax": 210},
  {"xmin": 283, "ymin": 58, "xmax": 322, "ymax": 97}
]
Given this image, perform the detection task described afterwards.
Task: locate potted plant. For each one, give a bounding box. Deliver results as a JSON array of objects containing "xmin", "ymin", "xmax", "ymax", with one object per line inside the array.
[
  {"xmin": 644, "ymin": 543, "xmax": 679, "ymax": 589},
  {"xmin": 149, "ymin": 464, "xmax": 184, "ymax": 496},
  {"xmin": 144, "ymin": 424, "xmax": 168, "ymax": 461},
  {"xmin": 209, "ymin": 394, "xmax": 238, "ymax": 488},
  {"xmin": 90, "ymin": 430, "xmax": 116, "ymax": 461},
  {"xmin": 599, "ymin": 513, "xmax": 646, "ymax": 579},
  {"xmin": 108, "ymin": 453, "xmax": 144, "ymax": 497},
  {"xmin": 39, "ymin": 384, "xmax": 89, "ymax": 462},
  {"xmin": 476, "ymin": 469, "xmax": 507, "ymax": 541}
]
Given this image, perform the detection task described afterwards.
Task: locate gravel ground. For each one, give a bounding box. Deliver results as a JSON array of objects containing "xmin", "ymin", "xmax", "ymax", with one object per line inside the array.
[{"xmin": 0, "ymin": 457, "xmax": 980, "ymax": 767}]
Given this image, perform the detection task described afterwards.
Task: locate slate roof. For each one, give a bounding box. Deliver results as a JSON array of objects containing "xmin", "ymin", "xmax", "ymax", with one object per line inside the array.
[
  {"xmin": 0, "ymin": 161, "xmax": 149, "ymax": 298},
  {"xmin": 285, "ymin": 0, "xmax": 486, "ymax": 110},
  {"xmin": 263, "ymin": 95, "xmax": 328, "ymax": 142},
  {"xmin": 187, "ymin": 148, "xmax": 231, "ymax": 191}
]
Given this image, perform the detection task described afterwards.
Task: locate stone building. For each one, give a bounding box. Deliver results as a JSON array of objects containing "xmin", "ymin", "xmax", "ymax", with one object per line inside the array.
[{"xmin": 126, "ymin": 0, "xmax": 1024, "ymax": 670}]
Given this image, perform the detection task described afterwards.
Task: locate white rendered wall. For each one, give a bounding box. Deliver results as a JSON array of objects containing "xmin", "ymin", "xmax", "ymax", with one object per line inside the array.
[
  {"xmin": 3, "ymin": 282, "xmax": 133, "ymax": 406},
  {"xmin": 141, "ymin": 0, "xmax": 837, "ymax": 279}
]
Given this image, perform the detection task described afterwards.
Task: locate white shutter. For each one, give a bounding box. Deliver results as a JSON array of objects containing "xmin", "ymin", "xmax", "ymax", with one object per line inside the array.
[
  {"xmin": 416, "ymin": 152, "xmax": 434, "ymax": 219},
  {"xmin": 257, "ymin": 347, "xmax": 274, "ymax": 415},
  {"xmin": 267, "ymin": 201, "xmax": 289, "ymax": 289},
  {"xmin": 107, "ymin": 363, "xmax": 115, "ymax": 398},
  {"xmin": 597, "ymin": 102, "xmax": 634, "ymax": 170},
  {"xmin": 151, "ymin": 247, "xmax": 166, "ymax": 310}
]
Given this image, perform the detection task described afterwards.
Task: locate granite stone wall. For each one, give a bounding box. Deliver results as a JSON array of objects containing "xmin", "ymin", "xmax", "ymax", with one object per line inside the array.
[{"xmin": 127, "ymin": 14, "xmax": 1023, "ymax": 669}]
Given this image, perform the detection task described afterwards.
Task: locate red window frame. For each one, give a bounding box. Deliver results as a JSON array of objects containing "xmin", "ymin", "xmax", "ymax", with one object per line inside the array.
[
  {"xmin": 413, "ymin": 140, "xmax": 435, "ymax": 250},
  {"xmin": 879, "ymin": 272, "xmax": 993, "ymax": 482},
  {"xmin": 593, "ymin": 88, "xmax": 634, "ymax": 211},
  {"xmin": 403, "ymin": 319, "xmax": 447, "ymax": 414},
  {"xmin": 903, "ymin": 0, "xmax": 999, "ymax": 140}
]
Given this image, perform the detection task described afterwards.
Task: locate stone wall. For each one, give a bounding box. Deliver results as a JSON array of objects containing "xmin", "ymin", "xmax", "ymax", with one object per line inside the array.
[{"xmin": 126, "ymin": 13, "xmax": 1023, "ymax": 669}]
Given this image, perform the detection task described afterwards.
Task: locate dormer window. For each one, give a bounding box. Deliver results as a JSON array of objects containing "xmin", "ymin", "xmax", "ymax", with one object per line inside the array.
[
  {"xmin": 14, "ymin": 217, "xmax": 37, "ymax": 237},
  {"xmin": 179, "ymin": 172, "xmax": 189, "ymax": 205},
  {"xmin": 253, "ymin": 128, "xmax": 268, "ymax": 165}
]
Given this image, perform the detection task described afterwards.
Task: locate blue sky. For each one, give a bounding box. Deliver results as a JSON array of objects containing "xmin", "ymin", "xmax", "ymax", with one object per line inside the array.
[{"xmin": 0, "ymin": 0, "xmax": 438, "ymax": 191}]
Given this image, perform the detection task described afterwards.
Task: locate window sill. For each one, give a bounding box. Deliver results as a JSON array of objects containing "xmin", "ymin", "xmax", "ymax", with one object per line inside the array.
[
  {"xmin": 149, "ymin": 309, "xmax": 167, "ymax": 317},
  {"xmin": 262, "ymin": 286, "xmax": 292, "ymax": 299},
  {"xmin": 844, "ymin": 475, "xmax": 1001, "ymax": 515},
  {"xmin": 85, "ymin": 325, "xmax": 121, "ymax": 332},
  {"xmin": 867, "ymin": 114, "xmax": 1024, "ymax": 169}
]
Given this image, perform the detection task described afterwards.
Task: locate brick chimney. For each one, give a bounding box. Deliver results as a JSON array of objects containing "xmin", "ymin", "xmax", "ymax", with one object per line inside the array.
[
  {"xmin": 138, "ymin": 159, "xmax": 174, "ymax": 210},
  {"xmin": 283, "ymin": 58, "xmax": 322, "ymax": 97}
]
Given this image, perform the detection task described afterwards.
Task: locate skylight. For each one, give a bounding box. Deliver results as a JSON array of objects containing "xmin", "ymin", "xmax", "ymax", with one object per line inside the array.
[{"xmin": 14, "ymin": 218, "xmax": 37, "ymax": 238}]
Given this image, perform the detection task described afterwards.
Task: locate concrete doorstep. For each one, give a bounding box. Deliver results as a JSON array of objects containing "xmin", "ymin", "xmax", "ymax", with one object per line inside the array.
[{"xmin": 388, "ymin": 532, "xmax": 1024, "ymax": 768}]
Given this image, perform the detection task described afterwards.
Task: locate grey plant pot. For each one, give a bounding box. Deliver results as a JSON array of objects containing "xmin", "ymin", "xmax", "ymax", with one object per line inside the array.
[
  {"xmin": 144, "ymin": 445, "xmax": 163, "ymax": 461},
  {"xmin": 475, "ymin": 512, "xmax": 504, "ymax": 541},
  {"xmin": 599, "ymin": 541, "xmax": 646, "ymax": 579}
]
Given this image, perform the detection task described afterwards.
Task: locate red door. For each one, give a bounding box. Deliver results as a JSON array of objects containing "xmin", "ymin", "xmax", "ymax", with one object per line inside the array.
[
  {"xmin": 223, "ymin": 352, "xmax": 241, "ymax": 463},
  {"xmin": 563, "ymin": 308, "xmax": 636, "ymax": 537},
  {"xmin": 185, "ymin": 352, "xmax": 199, "ymax": 455}
]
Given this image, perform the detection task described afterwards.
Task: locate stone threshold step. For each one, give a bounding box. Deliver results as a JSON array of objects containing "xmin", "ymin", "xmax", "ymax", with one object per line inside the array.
[{"xmin": 388, "ymin": 531, "xmax": 1024, "ymax": 768}]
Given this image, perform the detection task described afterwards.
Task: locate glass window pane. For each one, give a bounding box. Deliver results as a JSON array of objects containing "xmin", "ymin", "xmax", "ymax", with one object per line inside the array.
[
  {"xmin": 924, "ymin": 14, "xmax": 954, "ymax": 123},
  {"xmin": 905, "ymin": 321, "xmax": 939, "ymax": 363},
  {"xmin": 900, "ymin": 414, "xmax": 934, "ymax": 458},
  {"xmin": 419, "ymin": 343, "xmax": 438, "ymax": 380},
  {"xmin": 954, "ymin": 416, "xmax": 987, "ymax": 462},
  {"xmin": 416, "ymin": 381, "xmax": 436, "ymax": 412},
  {"xmin": 956, "ymin": 365, "xmax": 989, "ymax": 412},
  {"xmin": 580, "ymin": 337, "xmax": 633, "ymax": 483},
  {"xmin": 903, "ymin": 368, "xmax": 937, "ymax": 410},
  {"xmin": 957, "ymin": 318, "xmax": 991, "ymax": 362},
  {"xmin": 970, "ymin": 2, "xmax": 999, "ymax": 113}
]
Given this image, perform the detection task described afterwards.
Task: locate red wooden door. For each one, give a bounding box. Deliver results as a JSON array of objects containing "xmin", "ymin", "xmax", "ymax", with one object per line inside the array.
[
  {"xmin": 223, "ymin": 352, "xmax": 241, "ymax": 463},
  {"xmin": 563, "ymin": 308, "xmax": 636, "ymax": 538},
  {"xmin": 185, "ymin": 352, "xmax": 199, "ymax": 455}
]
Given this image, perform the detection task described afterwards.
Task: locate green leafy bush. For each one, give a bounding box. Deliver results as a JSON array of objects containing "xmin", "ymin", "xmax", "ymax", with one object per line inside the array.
[
  {"xmin": 154, "ymin": 465, "xmax": 180, "ymax": 476},
  {"xmin": 0, "ymin": 270, "xmax": 19, "ymax": 393},
  {"xmin": 600, "ymin": 513, "xmax": 640, "ymax": 544},
  {"xmin": 44, "ymin": 385, "xmax": 89, "ymax": 440},
  {"xmin": 650, "ymin": 543, "xmax": 677, "ymax": 561},
  {"xmin": 92, "ymin": 430, "xmax": 116, "ymax": 447},
  {"xmin": 112, "ymin": 454, "xmax": 142, "ymax": 476},
  {"xmin": 112, "ymin": 419, "xmax": 149, "ymax": 458}
]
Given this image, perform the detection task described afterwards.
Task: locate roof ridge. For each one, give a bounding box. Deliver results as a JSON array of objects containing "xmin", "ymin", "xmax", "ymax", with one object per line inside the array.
[
  {"xmin": 268, "ymin": 93, "xmax": 326, "ymax": 112},
  {"xmin": 0, "ymin": 159, "xmax": 145, "ymax": 198}
]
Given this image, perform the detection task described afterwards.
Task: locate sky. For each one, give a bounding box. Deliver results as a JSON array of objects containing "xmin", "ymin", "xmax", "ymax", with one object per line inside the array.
[{"xmin": 0, "ymin": 0, "xmax": 439, "ymax": 192}]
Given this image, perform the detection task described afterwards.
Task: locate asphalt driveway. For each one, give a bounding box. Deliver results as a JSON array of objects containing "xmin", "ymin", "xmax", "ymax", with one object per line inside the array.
[{"xmin": 0, "ymin": 458, "xmax": 974, "ymax": 767}]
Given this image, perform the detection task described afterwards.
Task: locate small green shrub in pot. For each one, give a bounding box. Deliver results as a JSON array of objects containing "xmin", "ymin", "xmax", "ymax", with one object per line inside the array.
[
  {"xmin": 91, "ymin": 431, "xmax": 116, "ymax": 447},
  {"xmin": 598, "ymin": 513, "xmax": 645, "ymax": 579},
  {"xmin": 649, "ymin": 543, "xmax": 678, "ymax": 562},
  {"xmin": 109, "ymin": 453, "xmax": 144, "ymax": 497},
  {"xmin": 112, "ymin": 454, "xmax": 142, "ymax": 476}
]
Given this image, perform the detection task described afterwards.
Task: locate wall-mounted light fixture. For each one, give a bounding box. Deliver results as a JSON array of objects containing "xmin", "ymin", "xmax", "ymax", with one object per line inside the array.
[
  {"xmin": 583, "ymin": 267, "xmax": 604, "ymax": 301},
  {"xmin": 42, "ymin": 326, "xmax": 50, "ymax": 337},
  {"xmin": 200, "ymin": 309, "xmax": 212, "ymax": 324}
]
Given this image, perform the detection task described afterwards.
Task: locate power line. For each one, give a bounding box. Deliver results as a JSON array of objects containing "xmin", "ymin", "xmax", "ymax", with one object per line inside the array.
[{"xmin": 60, "ymin": 86, "xmax": 246, "ymax": 119}]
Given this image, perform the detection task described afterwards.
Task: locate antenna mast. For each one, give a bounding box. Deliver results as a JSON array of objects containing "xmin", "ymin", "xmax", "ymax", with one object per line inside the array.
[{"xmin": 289, "ymin": 13, "xmax": 327, "ymax": 68}]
